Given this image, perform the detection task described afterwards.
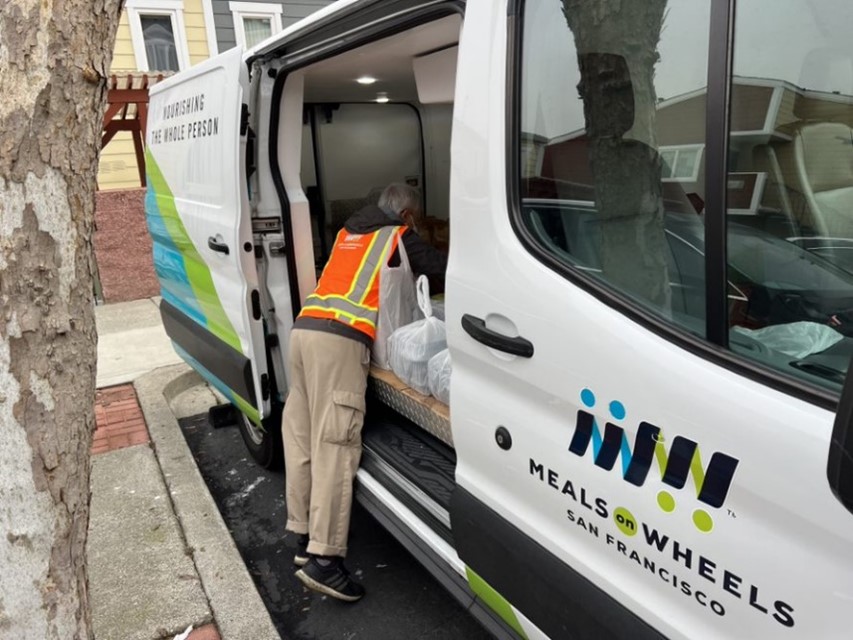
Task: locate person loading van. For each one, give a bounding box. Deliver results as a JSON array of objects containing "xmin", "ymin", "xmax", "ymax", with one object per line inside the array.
[{"xmin": 283, "ymin": 183, "xmax": 447, "ymax": 601}]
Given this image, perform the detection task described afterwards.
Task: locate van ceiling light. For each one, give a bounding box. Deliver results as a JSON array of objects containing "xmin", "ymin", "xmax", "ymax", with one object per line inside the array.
[
  {"xmin": 375, "ymin": 96, "xmax": 390, "ymax": 103},
  {"xmin": 357, "ymin": 76, "xmax": 377, "ymax": 85}
]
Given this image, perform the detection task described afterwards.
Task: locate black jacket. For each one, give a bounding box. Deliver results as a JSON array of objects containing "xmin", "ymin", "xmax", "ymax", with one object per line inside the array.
[
  {"xmin": 344, "ymin": 204, "xmax": 448, "ymax": 278},
  {"xmin": 293, "ymin": 204, "xmax": 448, "ymax": 346}
]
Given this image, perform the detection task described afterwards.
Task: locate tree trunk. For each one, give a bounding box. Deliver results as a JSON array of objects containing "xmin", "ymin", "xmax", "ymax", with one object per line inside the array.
[
  {"xmin": 0, "ymin": 2, "xmax": 121, "ymax": 638},
  {"xmin": 563, "ymin": 0, "xmax": 671, "ymax": 309}
]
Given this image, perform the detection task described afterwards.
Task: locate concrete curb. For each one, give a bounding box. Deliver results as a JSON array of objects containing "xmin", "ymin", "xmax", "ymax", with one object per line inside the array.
[{"xmin": 134, "ymin": 365, "xmax": 281, "ymax": 640}]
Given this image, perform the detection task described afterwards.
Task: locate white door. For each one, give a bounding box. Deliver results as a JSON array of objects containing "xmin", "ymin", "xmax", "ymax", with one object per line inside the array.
[
  {"xmin": 146, "ymin": 47, "xmax": 271, "ymax": 424},
  {"xmin": 448, "ymin": 1, "xmax": 853, "ymax": 639}
]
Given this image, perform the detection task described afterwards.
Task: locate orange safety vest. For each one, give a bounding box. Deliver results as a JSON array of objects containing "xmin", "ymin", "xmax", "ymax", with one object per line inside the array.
[{"xmin": 299, "ymin": 225, "xmax": 405, "ymax": 340}]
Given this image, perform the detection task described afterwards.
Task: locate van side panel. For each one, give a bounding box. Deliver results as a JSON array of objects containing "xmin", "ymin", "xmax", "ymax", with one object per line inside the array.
[{"xmin": 452, "ymin": 487, "xmax": 665, "ymax": 640}]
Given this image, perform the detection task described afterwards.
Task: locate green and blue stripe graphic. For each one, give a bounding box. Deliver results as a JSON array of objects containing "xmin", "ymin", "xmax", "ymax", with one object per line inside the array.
[{"xmin": 145, "ymin": 149, "xmax": 258, "ymax": 424}]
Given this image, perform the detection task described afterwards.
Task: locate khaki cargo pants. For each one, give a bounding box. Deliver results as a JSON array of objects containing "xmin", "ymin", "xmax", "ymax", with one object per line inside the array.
[{"xmin": 281, "ymin": 328, "xmax": 369, "ymax": 557}]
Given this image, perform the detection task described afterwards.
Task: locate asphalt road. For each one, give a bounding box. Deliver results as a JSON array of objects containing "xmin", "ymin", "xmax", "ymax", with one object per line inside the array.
[{"xmin": 178, "ymin": 413, "xmax": 493, "ymax": 640}]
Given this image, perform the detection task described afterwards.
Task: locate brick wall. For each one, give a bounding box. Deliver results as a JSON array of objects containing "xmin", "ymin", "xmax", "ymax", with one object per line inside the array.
[{"xmin": 94, "ymin": 189, "xmax": 160, "ymax": 303}]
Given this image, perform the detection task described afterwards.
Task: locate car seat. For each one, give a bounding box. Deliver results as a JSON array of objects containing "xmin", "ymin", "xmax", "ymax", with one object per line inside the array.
[
  {"xmin": 751, "ymin": 144, "xmax": 801, "ymax": 237},
  {"xmin": 791, "ymin": 122, "xmax": 853, "ymax": 237}
]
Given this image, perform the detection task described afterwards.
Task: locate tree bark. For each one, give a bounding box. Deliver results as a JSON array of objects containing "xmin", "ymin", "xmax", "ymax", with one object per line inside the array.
[
  {"xmin": 0, "ymin": 1, "xmax": 121, "ymax": 638},
  {"xmin": 563, "ymin": 0, "xmax": 671, "ymax": 309}
]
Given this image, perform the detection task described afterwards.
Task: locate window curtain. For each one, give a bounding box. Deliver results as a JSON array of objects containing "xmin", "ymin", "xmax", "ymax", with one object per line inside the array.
[
  {"xmin": 243, "ymin": 17, "xmax": 272, "ymax": 48},
  {"xmin": 141, "ymin": 15, "xmax": 179, "ymax": 71}
]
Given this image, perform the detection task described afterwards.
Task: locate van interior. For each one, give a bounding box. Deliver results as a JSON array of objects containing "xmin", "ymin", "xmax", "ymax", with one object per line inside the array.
[{"xmin": 277, "ymin": 14, "xmax": 462, "ymax": 269}]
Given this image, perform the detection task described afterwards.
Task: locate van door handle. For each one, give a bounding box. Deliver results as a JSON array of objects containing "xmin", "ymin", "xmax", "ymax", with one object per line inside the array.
[
  {"xmin": 207, "ymin": 237, "xmax": 230, "ymax": 255},
  {"xmin": 461, "ymin": 314, "xmax": 534, "ymax": 358}
]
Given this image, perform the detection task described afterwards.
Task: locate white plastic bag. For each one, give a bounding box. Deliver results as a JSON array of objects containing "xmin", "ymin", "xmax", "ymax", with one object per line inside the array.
[
  {"xmin": 389, "ymin": 276, "xmax": 447, "ymax": 394},
  {"xmin": 732, "ymin": 321, "xmax": 843, "ymax": 359},
  {"xmin": 372, "ymin": 232, "xmax": 421, "ymax": 369},
  {"xmin": 430, "ymin": 298, "xmax": 445, "ymax": 322},
  {"xmin": 428, "ymin": 349, "xmax": 452, "ymax": 405}
]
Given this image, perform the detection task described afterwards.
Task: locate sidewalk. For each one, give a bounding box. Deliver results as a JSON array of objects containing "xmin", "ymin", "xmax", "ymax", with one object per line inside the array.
[
  {"xmin": 88, "ymin": 297, "xmax": 280, "ymax": 640},
  {"xmin": 95, "ymin": 297, "xmax": 183, "ymax": 388}
]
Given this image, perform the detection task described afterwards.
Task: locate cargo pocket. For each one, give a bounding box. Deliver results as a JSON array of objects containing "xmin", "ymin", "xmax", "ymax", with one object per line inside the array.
[{"xmin": 324, "ymin": 391, "xmax": 366, "ymax": 446}]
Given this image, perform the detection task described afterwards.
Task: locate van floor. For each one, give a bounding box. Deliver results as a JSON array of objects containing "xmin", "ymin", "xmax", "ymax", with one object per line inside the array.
[{"xmin": 177, "ymin": 412, "xmax": 491, "ymax": 640}]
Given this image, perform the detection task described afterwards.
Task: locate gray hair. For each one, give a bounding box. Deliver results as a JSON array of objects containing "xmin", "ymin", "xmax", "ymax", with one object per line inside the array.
[{"xmin": 378, "ymin": 183, "xmax": 422, "ymax": 217}]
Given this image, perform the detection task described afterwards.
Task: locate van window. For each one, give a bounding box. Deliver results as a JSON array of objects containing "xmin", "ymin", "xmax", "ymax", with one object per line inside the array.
[
  {"xmin": 518, "ymin": 0, "xmax": 712, "ymax": 336},
  {"xmin": 725, "ymin": 0, "xmax": 853, "ymax": 390}
]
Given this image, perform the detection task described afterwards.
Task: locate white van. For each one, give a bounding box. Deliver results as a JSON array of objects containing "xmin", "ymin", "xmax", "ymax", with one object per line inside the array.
[{"xmin": 144, "ymin": 0, "xmax": 853, "ymax": 637}]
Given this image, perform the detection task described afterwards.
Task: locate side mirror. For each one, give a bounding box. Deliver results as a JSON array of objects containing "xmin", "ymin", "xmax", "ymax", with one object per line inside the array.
[{"xmin": 828, "ymin": 365, "xmax": 853, "ymax": 515}]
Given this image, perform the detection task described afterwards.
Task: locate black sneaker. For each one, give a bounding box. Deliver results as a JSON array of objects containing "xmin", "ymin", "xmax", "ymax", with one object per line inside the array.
[
  {"xmin": 293, "ymin": 535, "xmax": 309, "ymax": 567},
  {"xmin": 295, "ymin": 556, "xmax": 365, "ymax": 602}
]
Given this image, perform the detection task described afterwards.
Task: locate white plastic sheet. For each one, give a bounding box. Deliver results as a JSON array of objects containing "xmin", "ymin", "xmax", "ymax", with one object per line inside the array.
[
  {"xmin": 372, "ymin": 233, "xmax": 422, "ymax": 369},
  {"xmin": 733, "ymin": 321, "xmax": 843, "ymax": 359},
  {"xmin": 389, "ymin": 276, "xmax": 447, "ymax": 395},
  {"xmin": 428, "ymin": 349, "xmax": 452, "ymax": 405}
]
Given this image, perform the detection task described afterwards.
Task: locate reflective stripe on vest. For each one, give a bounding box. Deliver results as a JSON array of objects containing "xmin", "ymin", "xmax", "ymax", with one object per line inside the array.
[{"xmin": 299, "ymin": 225, "xmax": 403, "ymax": 338}]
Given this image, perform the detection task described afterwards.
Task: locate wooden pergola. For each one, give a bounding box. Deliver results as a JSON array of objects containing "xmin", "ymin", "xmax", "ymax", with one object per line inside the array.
[{"xmin": 101, "ymin": 73, "xmax": 166, "ymax": 187}]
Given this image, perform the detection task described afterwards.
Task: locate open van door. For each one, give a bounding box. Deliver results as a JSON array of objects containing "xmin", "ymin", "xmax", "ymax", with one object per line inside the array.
[{"xmin": 145, "ymin": 47, "xmax": 271, "ymax": 427}]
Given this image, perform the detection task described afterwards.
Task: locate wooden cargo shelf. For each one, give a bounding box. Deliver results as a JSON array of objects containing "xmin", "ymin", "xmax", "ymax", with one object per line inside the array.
[{"xmin": 368, "ymin": 366, "xmax": 453, "ymax": 448}]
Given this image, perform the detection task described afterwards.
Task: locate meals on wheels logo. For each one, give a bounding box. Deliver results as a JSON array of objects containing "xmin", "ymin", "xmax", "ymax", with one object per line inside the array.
[
  {"xmin": 527, "ymin": 388, "xmax": 795, "ymax": 627},
  {"xmin": 569, "ymin": 388, "xmax": 739, "ymax": 533}
]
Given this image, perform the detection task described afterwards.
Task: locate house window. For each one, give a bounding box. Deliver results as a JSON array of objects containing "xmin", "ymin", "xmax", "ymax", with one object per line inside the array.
[
  {"xmin": 229, "ymin": 2, "xmax": 283, "ymax": 49},
  {"xmin": 140, "ymin": 15, "xmax": 179, "ymax": 71},
  {"xmin": 126, "ymin": 0, "xmax": 190, "ymax": 72},
  {"xmin": 660, "ymin": 145, "xmax": 704, "ymax": 182}
]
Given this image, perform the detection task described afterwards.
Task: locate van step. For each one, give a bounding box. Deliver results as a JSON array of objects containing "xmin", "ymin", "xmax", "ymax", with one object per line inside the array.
[
  {"xmin": 361, "ymin": 401, "xmax": 457, "ymax": 544},
  {"xmin": 363, "ymin": 402, "xmax": 456, "ymax": 508}
]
